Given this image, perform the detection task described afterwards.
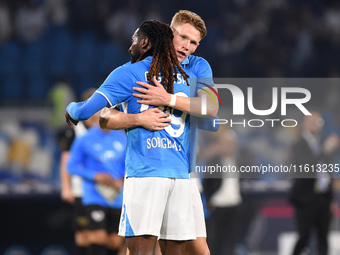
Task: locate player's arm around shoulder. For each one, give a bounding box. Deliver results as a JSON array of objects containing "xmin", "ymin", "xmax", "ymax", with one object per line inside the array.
[
  {"xmin": 65, "ymin": 92, "xmax": 109, "ymax": 128},
  {"xmin": 191, "ymin": 56, "xmax": 213, "ymax": 78},
  {"xmin": 72, "ymin": 63, "xmax": 135, "ymax": 124},
  {"xmin": 133, "ymin": 76, "xmax": 218, "ymax": 118},
  {"xmin": 196, "ymin": 85, "xmax": 219, "ymax": 117},
  {"xmin": 194, "ymin": 56, "xmax": 219, "ymax": 117},
  {"xmin": 99, "ymin": 107, "xmax": 170, "ymax": 131}
]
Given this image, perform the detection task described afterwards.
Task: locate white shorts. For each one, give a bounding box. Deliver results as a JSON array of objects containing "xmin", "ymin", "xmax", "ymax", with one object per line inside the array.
[
  {"xmin": 118, "ymin": 177, "xmax": 196, "ymax": 241},
  {"xmin": 190, "ymin": 178, "xmax": 207, "ymax": 237}
]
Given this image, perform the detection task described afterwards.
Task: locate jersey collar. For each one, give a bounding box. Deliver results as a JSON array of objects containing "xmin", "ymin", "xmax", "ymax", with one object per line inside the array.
[
  {"xmin": 142, "ymin": 56, "xmax": 153, "ymax": 62},
  {"xmin": 181, "ymin": 57, "xmax": 189, "ymax": 66}
]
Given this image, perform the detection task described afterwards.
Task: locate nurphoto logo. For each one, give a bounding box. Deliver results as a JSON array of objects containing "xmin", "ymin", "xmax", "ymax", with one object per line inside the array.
[
  {"xmin": 201, "ymin": 82, "xmax": 312, "ymax": 128},
  {"xmin": 199, "ymin": 82, "xmax": 222, "ymax": 115}
]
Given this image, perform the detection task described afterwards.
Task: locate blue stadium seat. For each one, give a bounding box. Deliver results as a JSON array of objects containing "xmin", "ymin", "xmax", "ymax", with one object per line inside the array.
[
  {"xmin": 21, "ymin": 36, "xmax": 49, "ymax": 78},
  {"xmin": 26, "ymin": 74, "xmax": 50, "ymax": 100},
  {"xmin": 71, "ymin": 32, "xmax": 98, "ymax": 78},
  {"xmin": 96, "ymin": 41, "xmax": 126, "ymax": 78},
  {"xmin": 2, "ymin": 75, "xmax": 24, "ymax": 100},
  {"xmin": 0, "ymin": 40, "xmax": 21, "ymax": 77},
  {"xmin": 47, "ymin": 27, "xmax": 74, "ymax": 79},
  {"xmin": 71, "ymin": 74, "xmax": 99, "ymax": 98}
]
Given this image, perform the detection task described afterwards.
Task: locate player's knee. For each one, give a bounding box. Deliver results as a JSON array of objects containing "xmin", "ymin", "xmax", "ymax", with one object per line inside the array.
[
  {"xmin": 202, "ymin": 247, "xmax": 210, "ymax": 255},
  {"xmin": 186, "ymin": 245, "xmax": 210, "ymax": 255},
  {"xmin": 187, "ymin": 238, "xmax": 210, "ymax": 255},
  {"xmin": 127, "ymin": 235, "xmax": 158, "ymax": 254},
  {"xmin": 194, "ymin": 246, "xmax": 210, "ymax": 255}
]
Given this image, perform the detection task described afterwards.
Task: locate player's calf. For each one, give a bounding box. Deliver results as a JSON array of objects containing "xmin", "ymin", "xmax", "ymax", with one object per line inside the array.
[{"xmin": 126, "ymin": 235, "xmax": 158, "ymax": 255}]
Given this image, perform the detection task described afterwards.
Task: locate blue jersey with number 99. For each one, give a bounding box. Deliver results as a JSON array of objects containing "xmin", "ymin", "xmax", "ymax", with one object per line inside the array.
[{"xmin": 97, "ymin": 56, "xmax": 195, "ymax": 179}]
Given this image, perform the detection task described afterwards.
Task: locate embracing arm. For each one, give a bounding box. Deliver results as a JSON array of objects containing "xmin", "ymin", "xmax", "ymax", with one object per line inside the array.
[
  {"xmin": 99, "ymin": 107, "xmax": 171, "ymax": 131},
  {"xmin": 99, "ymin": 108, "xmax": 138, "ymax": 130},
  {"xmin": 174, "ymin": 89, "xmax": 218, "ymax": 117},
  {"xmin": 133, "ymin": 77, "xmax": 218, "ymax": 117},
  {"xmin": 65, "ymin": 92, "xmax": 109, "ymax": 128}
]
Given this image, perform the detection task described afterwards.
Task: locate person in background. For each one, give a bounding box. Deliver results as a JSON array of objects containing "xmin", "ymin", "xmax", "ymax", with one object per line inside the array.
[
  {"xmin": 58, "ymin": 88, "xmax": 97, "ymax": 255},
  {"xmin": 67, "ymin": 109, "xmax": 127, "ymax": 255},
  {"xmin": 289, "ymin": 110, "xmax": 340, "ymax": 255},
  {"xmin": 203, "ymin": 129, "xmax": 242, "ymax": 255}
]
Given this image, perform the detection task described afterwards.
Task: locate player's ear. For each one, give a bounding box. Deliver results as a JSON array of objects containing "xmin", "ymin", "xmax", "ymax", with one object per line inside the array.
[{"xmin": 141, "ymin": 37, "xmax": 151, "ymax": 51}]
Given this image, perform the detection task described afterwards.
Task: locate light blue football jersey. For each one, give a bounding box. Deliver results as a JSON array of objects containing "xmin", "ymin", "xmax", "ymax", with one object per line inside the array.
[
  {"xmin": 67, "ymin": 126, "xmax": 127, "ymax": 208},
  {"xmin": 97, "ymin": 56, "xmax": 195, "ymax": 179},
  {"xmin": 181, "ymin": 55, "xmax": 216, "ymax": 173}
]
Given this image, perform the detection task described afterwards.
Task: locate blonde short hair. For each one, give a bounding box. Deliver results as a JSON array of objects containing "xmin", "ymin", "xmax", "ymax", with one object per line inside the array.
[{"xmin": 171, "ymin": 10, "xmax": 207, "ymax": 40}]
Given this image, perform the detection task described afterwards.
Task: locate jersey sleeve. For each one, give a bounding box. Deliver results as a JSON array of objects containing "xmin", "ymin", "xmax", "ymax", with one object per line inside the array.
[
  {"xmin": 192, "ymin": 57, "xmax": 219, "ymax": 130},
  {"xmin": 96, "ymin": 65, "xmax": 134, "ymax": 108},
  {"xmin": 66, "ymin": 92, "xmax": 108, "ymax": 121},
  {"xmin": 66, "ymin": 65, "xmax": 133, "ymax": 121},
  {"xmin": 193, "ymin": 57, "xmax": 213, "ymax": 78},
  {"xmin": 190, "ymin": 57, "xmax": 215, "ymax": 96},
  {"xmin": 197, "ymin": 115, "xmax": 220, "ymax": 132},
  {"xmin": 67, "ymin": 136, "xmax": 98, "ymax": 181}
]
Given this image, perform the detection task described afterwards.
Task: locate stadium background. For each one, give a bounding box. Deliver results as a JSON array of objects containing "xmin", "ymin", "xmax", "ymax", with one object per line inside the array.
[{"xmin": 0, "ymin": 0, "xmax": 339, "ymax": 254}]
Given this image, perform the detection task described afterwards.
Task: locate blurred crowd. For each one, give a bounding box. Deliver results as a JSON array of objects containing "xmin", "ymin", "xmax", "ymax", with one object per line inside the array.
[
  {"xmin": 206, "ymin": 0, "xmax": 340, "ymax": 78},
  {"xmin": 0, "ymin": 0, "xmax": 339, "ymax": 192},
  {"xmin": 0, "ymin": 0, "xmax": 340, "ymax": 103},
  {"xmin": 0, "ymin": 1, "xmax": 340, "ymax": 254},
  {"xmin": 0, "ymin": 0, "xmax": 339, "ymax": 187}
]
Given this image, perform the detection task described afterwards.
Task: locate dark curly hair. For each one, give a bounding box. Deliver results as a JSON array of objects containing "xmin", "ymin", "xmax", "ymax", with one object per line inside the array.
[{"xmin": 137, "ymin": 20, "xmax": 189, "ymax": 94}]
